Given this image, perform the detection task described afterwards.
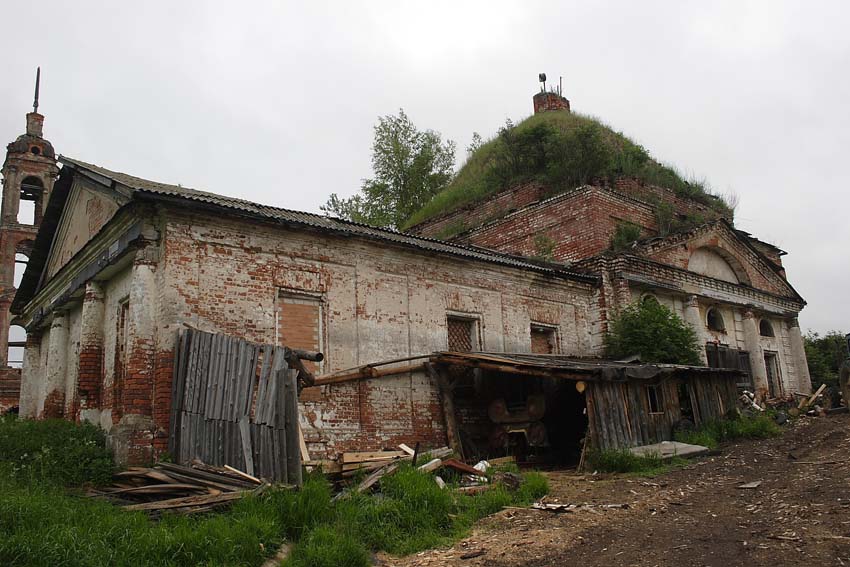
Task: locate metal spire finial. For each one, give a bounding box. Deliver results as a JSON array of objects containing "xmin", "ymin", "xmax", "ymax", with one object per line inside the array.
[{"xmin": 33, "ymin": 67, "xmax": 41, "ymax": 113}]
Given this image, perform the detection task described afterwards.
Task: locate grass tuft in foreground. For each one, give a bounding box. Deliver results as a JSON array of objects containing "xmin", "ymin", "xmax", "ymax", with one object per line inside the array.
[
  {"xmin": 674, "ymin": 412, "xmax": 782, "ymax": 450},
  {"xmin": 585, "ymin": 449, "xmax": 680, "ymax": 475}
]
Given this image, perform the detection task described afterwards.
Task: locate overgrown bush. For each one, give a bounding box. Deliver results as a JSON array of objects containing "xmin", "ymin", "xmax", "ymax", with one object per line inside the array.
[
  {"xmin": 610, "ymin": 222, "xmax": 643, "ymax": 251},
  {"xmin": 604, "ymin": 300, "xmax": 702, "ymax": 365},
  {"xmin": 0, "ymin": 415, "xmax": 114, "ymax": 486},
  {"xmin": 403, "ymin": 111, "xmax": 733, "ymax": 233}
]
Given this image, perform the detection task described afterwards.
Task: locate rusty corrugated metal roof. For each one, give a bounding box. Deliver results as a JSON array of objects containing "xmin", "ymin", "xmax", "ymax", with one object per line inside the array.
[{"xmin": 59, "ymin": 156, "xmax": 598, "ymax": 283}]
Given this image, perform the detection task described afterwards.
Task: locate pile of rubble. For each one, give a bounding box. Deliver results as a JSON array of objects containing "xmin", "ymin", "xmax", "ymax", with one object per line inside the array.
[
  {"xmin": 305, "ymin": 443, "xmax": 521, "ymax": 499},
  {"xmin": 740, "ymin": 383, "xmax": 847, "ymax": 419}
]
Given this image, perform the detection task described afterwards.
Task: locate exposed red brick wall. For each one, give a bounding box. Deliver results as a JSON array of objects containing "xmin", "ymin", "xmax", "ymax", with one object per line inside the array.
[
  {"xmin": 408, "ymin": 178, "xmax": 723, "ymax": 243},
  {"xmin": 610, "ymin": 178, "xmax": 723, "ymax": 220},
  {"xmin": 151, "ymin": 349, "xmax": 174, "ymax": 454},
  {"xmin": 457, "ymin": 187, "xmax": 658, "ymax": 262},
  {"xmin": 157, "ymin": 209, "xmax": 596, "ymax": 459},
  {"xmin": 0, "ymin": 368, "xmax": 21, "ymax": 412},
  {"xmin": 642, "ymin": 228, "xmax": 791, "ymax": 297},
  {"xmin": 533, "ymin": 91, "xmax": 570, "ymax": 113},
  {"xmin": 407, "ymin": 182, "xmax": 548, "ymax": 239},
  {"xmin": 278, "ymin": 297, "xmax": 323, "ymax": 402},
  {"xmin": 77, "ymin": 345, "xmax": 103, "ymax": 412},
  {"xmin": 42, "ymin": 388, "xmax": 65, "ymax": 418}
]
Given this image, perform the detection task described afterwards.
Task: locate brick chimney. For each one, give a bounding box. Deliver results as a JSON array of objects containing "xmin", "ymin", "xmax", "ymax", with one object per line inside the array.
[
  {"xmin": 26, "ymin": 112, "xmax": 44, "ymax": 137},
  {"xmin": 533, "ymin": 91, "xmax": 570, "ymax": 114}
]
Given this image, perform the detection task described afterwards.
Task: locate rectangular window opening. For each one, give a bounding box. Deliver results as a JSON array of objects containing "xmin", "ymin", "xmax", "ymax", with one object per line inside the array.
[{"xmin": 647, "ymin": 384, "xmax": 664, "ymax": 414}]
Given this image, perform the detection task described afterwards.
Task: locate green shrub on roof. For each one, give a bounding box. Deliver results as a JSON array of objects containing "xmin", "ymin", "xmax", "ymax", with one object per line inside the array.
[{"xmin": 402, "ymin": 111, "xmax": 732, "ymax": 232}]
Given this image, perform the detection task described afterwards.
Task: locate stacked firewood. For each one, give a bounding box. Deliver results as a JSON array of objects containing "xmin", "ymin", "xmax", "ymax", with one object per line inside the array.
[{"xmin": 91, "ymin": 460, "xmax": 270, "ymax": 516}]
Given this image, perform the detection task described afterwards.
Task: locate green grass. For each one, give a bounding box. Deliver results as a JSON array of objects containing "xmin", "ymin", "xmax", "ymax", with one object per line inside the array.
[
  {"xmin": 0, "ymin": 468, "xmax": 283, "ymax": 566},
  {"xmin": 585, "ymin": 448, "xmax": 682, "ymax": 476},
  {"xmin": 0, "ymin": 414, "xmax": 114, "ymax": 486},
  {"xmin": 674, "ymin": 412, "xmax": 782, "ymax": 450},
  {"xmin": 0, "ymin": 417, "xmax": 549, "ymax": 567},
  {"xmin": 402, "ymin": 110, "xmax": 732, "ymax": 235}
]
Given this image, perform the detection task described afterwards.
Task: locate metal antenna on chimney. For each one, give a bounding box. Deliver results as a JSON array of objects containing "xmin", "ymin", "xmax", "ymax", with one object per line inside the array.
[{"xmin": 33, "ymin": 67, "xmax": 41, "ymax": 113}]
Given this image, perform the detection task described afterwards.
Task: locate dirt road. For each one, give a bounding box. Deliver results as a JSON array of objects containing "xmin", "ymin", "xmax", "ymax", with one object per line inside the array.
[{"xmin": 383, "ymin": 414, "xmax": 850, "ymax": 566}]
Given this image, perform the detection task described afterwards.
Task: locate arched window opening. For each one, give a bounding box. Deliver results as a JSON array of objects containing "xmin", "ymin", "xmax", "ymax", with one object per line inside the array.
[
  {"xmin": 641, "ymin": 294, "xmax": 659, "ymax": 306},
  {"xmin": 706, "ymin": 307, "xmax": 726, "ymax": 332},
  {"xmin": 8, "ymin": 325, "xmax": 26, "ymax": 369},
  {"xmin": 17, "ymin": 176, "xmax": 44, "ymax": 225},
  {"xmin": 13, "ymin": 253, "xmax": 28, "ymax": 288},
  {"xmin": 759, "ymin": 319, "xmax": 775, "ymax": 337}
]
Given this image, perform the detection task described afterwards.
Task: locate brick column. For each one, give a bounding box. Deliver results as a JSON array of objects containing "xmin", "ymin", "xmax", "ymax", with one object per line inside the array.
[
  {"xmin": 77, "ymin": 281, "xmax": 105, "ymax": 419},
  {"xmin": 43, "ymin": 311, "xmax": 68, "ymax": 418},
  {"xmin": 683, "ymin": 295, "xmax": 708, "ymax": 365},
  {"xmin": 787, "ymin": 318, "xmax": 812, "ymax": 394},
  {"xmin": 741, "ymin": 309, "xmax": 769, "ymax": 401},
  {"xmin": 115, "ymin": 255, "xmax": 158, "ymax": 465}
]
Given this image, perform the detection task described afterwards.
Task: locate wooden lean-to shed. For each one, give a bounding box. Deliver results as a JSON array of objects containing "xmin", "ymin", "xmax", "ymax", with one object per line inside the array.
[{"xmin": 426, "ymin": 352, "xmax": 742, "ymax": 460}]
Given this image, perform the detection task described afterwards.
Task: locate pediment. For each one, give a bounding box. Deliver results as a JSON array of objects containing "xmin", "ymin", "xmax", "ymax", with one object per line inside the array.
[
  {"xmin": 43, "ymin": 175, "xmax": 128, "ymax": 280},
  {"xmin": 637, "ymin": 222, "xmax": 800, "ymax": 300}
]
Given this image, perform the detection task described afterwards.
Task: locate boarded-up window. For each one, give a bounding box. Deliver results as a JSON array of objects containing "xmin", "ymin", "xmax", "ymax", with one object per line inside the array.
[
  {"xmin": 447, "ymin": 316, "xmax": 476, "ymax": 352},
  {"xmin": 530, "ymin": 325, "xmax": 557, "ymax": 354},
  {"xmin": 277, "ymin": 293, "xmax": 323, "ymax": 374},
  {"xmin": 737, "ymin": 351, "xmax": 754, "ymax": 389}
]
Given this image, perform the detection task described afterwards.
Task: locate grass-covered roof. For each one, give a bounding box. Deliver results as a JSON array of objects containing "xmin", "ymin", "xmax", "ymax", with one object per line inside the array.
[{"xmin": 403, "ymin": 110, "xmax": 732, "ymax": 231}]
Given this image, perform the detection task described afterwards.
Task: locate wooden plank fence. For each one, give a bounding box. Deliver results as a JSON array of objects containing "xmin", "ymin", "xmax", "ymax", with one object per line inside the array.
[{"xmin": 169, "ymin": 327, "xmax": 303, "ymax": 485}]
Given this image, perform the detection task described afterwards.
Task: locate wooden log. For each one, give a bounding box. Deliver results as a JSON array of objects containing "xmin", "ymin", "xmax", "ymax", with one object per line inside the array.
[
  {"xmin": 223, "ymin": 464, "xmax": 262, "ymax": 485},
  {"xmin": 440, "ymin": 458, "xmax": 481, "ymax": 476},
  {"xmin": 313, "ymin": 362, "xmax": 426, "ymax": 387},
  {"xmin": 94, "ymin": 483, "xmax": 215, "ymax": 496},
  {"xmin": 155, "ymin": 462, "xmax": 256, "ymax": 489},
  {"xmin": 122, "ymin": 490, "xmax": 251, "ymax": 512},
  {"xmin": 283, "ymin": 368, "xmax": 303, "ymax": 487},
  {"xmin": 417, "ymin": 458, "xmax": 442, "ymax": 473},
  {"xmin": 456, "ymin": 485, "xmax": 492, "ymax": 495},
  {"xmin": 802, "ymin": 383, "xmax": 827, "ymax": 409},
  {"xmin": 341, "ymin": 451, "xmax": 408, "ymax": 464}
]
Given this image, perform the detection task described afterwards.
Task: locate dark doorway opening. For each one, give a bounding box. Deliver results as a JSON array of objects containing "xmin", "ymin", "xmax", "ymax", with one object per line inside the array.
[
  {"xmin": 450, "ymin": 369, "xmax": 588, "ymax": 467},
  {"xmin": 764, "ymin": 352, "xmax": 782, "ymax": 398}
]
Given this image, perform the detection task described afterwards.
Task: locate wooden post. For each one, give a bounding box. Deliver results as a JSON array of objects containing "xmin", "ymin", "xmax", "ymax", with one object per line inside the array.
[
  {"xmin": 425, "ymin": 362, "xmax": 464, "ymax": 460},
  {"xmin": 282, "ymin": 368, "xmax": 303, "ymax": 487}
]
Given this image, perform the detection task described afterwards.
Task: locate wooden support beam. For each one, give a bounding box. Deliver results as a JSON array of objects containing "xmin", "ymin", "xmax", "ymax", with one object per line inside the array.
[
  {"xmin": 312, "ymin": 362, "xmax": 426, "ymax": 387},
  {"xmin": 425, "ymin": 362, "xmax": 464, "ymax": 461}
]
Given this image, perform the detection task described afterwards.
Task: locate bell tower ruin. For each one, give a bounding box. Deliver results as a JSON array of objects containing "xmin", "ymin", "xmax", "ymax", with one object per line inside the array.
[{"xmin": 0, "ymin": 68, "xmax": 59, "ymax": 411}]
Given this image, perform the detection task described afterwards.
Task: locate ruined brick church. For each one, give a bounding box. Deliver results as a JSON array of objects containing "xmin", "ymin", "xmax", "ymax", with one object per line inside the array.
[{"xmin": 0, "ymin": 76, "xmax": 811, "ymax": 463}]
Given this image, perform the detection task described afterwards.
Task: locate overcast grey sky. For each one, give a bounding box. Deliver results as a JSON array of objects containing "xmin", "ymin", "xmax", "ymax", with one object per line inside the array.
[{"xmin": 2, "ymin": 1, "xmax": 847, "ymax": 334}]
